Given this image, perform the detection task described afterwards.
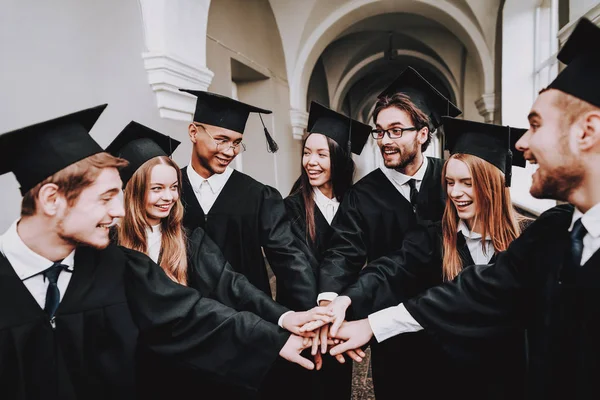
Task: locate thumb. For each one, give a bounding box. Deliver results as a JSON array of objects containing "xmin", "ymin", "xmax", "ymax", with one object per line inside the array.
[
  {"xmin": 289, "ymin": 352, "xmax": 315, "ymax": 370},
  {"xmin": 329, "ymin": 317, "xmax": 344, "ymax": 338}
]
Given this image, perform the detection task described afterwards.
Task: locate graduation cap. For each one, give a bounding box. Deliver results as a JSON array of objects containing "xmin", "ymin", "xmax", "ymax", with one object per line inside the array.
[
  {"xmin": 442, "ymin": 117, "xmax": 527, "ymax": 187},
  {"xmin": 378, "ymin": 66, "xmax": 462, "ymax": 129},
  {"xmin": 0, "ymin": 104, "xmax": 106, "ymax": 195},
  {"xmin": 548, "ymin": 18, "xmax": 600, "ymax": 108},
  {"xmin": 306, "ymin": 102, "xmax": 372, "ymax": 155},
  {"xmin": 179, "ymin": 89, "xmax": 278, "ymax": 153},
  {"xmin": 105, "ymin": 121, "xmax": 181, "ymax": 186}
]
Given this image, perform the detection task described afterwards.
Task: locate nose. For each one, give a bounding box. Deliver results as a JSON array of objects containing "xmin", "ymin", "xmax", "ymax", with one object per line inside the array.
[
  {"xmin": 380, "ymin": 133, "xmax": 393, "ymax": 146},
  {"xmin": 515, "ymin": 130, "xmax": 530, "ymax": 152},
  {"xmin": 449, "ymin": 185, "xmax": 463, "ymax": 199},
  {"xmin": 161, "ymin": 189, "xmax": 174, "ymax": 201},
  {"xmin": 221, "ymin": 144, "xmax": 236, "ymax": 157},
  {"xmin": 110, "ymin": 197, "xmax": 125, "ymax": 219},
  {"xmin": 308, "ymin": 154, "xmax": 319, "ymax": 165}
]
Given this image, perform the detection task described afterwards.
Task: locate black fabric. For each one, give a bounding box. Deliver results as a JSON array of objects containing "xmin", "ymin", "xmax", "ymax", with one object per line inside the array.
[
  {"xmin": 548, "ymin": 18, "xmax": 600, "ymax": 109},
  {"xmin": 407, "ymin": 178, "xmax": 418, "ymax": 212},
  {"xmin": 0, "ymin": 105, "xmax": 106, "ymax": 194},
  {"xmin": 43, "ymin": 263, "xmax": 70, "ymax": 319},
  {"xmin": 318, "ymin": 158, "xmax": 446, "ymax": 400},
  {"xmin": 405, "ymin": 204, "xmax": 600, "ymax": 399},
  {"xmin": 0, "ymin": 244, "xmax": 289, "ymax": 399},
  {"xmin": 271, "ymin": 191, "xmax": 352, "ymax": 400},
  {"xmin": 181, "ymin": 167, "xmax": 317, "ymax": 312}
]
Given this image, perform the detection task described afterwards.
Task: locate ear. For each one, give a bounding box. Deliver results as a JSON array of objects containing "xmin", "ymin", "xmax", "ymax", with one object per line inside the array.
[
  {"xmin": 417, "ymin": 126, "xmax": 429, "ymax": 145},
  {"xmin": 37, "ymin": 183, "xmax": 64, "ymax": 216},
  {"xmin": 577, "ymin": 110, "xmax": 600, "ymax": 151},
  {"xmin": 188, "ymin": 123, "xmax": 198, "ymax": 143}
]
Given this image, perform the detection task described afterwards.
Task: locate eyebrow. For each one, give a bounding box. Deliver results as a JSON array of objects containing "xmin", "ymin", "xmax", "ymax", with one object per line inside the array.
[
  {"xmin": 375, "ymin": 121, "xmax": 407, "ymax": 128},
  {"xmin": 304, "ymin": 146, "xmax": 329, "ymax": 152},
  {"xmin": 100, "ymin": 188, "xmax": 120, "ymax": 197},
  {"xmin": 445, "ymin": 176, "xmax": 472, "ymax": 182},
  {"xmin": 150, "ymin": 181, "xmax": 179, "ymax": 186}
]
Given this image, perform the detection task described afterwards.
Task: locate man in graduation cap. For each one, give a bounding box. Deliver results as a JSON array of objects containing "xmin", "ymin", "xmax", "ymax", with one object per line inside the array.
[
  {"xmin": 0, "ymin": 106, "xmax": 320, "ymax": 399},
  {"xmin": 316, "ymin": 66, "xmax": 461, "ymax": 399},
  {"xmin": 329, "ymin": 17, "xmax": 600, "ymax": 399},
  {"xmin": 178, "ymin": 90, "xmax": 317, "ymax": 314}
]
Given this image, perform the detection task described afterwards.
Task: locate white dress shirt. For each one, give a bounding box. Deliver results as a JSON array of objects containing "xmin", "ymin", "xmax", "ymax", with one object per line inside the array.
[
  {"xmin": 313, "ymin": 187, "xmax": 340, "ymax": 225},
  {"xmin": 0, "ymin": 220, "xmax": 75, "ymax": 310},
  {"xmin": 146, "ymin": 224, "xmax": 162, "ymax": 263},
  {"xmin": 457, "ymin": 220, "xmax": 495, "ymax": 265},
  {"xmin": 186, "ymin": 165, "xmax": 233, "ymax": 213},
  {"xmin": 317, "ymin": 158, "xmax": 430, "ymax": 304},
  {"xmin": 368, "ymin": 201, "xmax": 600, "ymax": 342},
  {"xmin": 380, "ymin": 156, "xmax": 429, "ymax": 202}
]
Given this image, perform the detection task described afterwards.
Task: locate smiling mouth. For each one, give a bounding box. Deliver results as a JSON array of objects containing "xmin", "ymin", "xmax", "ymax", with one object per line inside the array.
[
  {"xmin": 382, "ymin": 147, "xmax": 399, "ymax": 155},
  {"xmin": 97, "ymin": 220, "xmax": 117, "ymax": 230},
  {"xmin": 155, "ymin": 204, "xmax": 172, "ymax": 211},
  {"xmin": 216, "ymin": 156, "xmax": 232, "ymax": 165},
  {"xmin": 454, "ymin": 201, "xmax": 473, "ymax": 207},
  {"xmin": 307, "ymin": 170, "xmax": 323, "ymax": 178}
]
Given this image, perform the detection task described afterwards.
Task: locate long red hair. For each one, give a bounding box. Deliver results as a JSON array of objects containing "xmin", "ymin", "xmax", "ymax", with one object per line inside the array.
[
  {"xmin": 442, "ymin": 153, "xmax": 520, "ymax": 280},
  {"xmin": 118, "ymin": 156, "xmax": 188, "ymax": 285}
]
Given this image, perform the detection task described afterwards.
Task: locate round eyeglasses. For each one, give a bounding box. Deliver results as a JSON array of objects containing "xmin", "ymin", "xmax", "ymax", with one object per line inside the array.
[{"xmin": 195, "ymin": 124, "xmax": 246, "ymax": 153}]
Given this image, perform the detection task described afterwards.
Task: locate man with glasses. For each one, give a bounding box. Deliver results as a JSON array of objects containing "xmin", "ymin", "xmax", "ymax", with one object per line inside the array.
[
  {"xmin": 317, "ymin": 67, "xmax": 461, "ymax": 400},
  {"xmin": 178, "ymin": 89, "xmax": 316, "ymax": 322}
]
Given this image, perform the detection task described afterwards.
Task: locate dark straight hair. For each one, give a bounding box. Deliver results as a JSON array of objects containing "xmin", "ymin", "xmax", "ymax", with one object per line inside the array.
[{"xmin": 290, "ymin": 134, "xmax": 355, "ymax": 244}]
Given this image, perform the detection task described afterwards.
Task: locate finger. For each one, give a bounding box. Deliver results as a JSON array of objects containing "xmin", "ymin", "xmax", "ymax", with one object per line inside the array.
[
  {"xmin": 299, "ymin": 320, "xmax": 324, "ymax": 333},
  {"xmin": 329, "ymin": 316, "xmax": 344, "ymax": 337},
  {"xmin": 302, "ymin": 336, "xmax": 311, "ymax": 347},
  {"xmin": 329, "ymin": 340, "xmax": 357, "ymax": 356},
  {"xmin": 320, "ymin": 324, "xmax": 329, "ymax": 354},
  {"xmin": 314, "ymin": 352, "xmax": 323, "ymax": 371},
  {"xmin": 345, "ymin": 349, "xmax": 363, "ymax": 362},
  {"xmin": 290, "ymin": 353, "xmax": 315, "ymax": 370},
  {"xmin": 311, "ymin": 330, "xmax": 320, "ymax": 356},
  {"xmin": 334, "ymin": 353, "xmax": 345, "ymax": 364},
  {"xmin": 356, "ymin": 348, "xmax": 366, "ymax": 358}
]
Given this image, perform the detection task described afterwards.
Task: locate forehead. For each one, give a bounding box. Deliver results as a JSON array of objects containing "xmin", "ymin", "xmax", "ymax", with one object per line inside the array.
[
  {"xmin": 150, "ymin": 163, "xmax": 178, "ymax": 181},
  {"xmin": 201, "ymin": 122, "xmax": 243, "ymax": 139},
  {"xmin": 80, "ymin": 167, "xmax": 122, "ymax": 195},
  {"xmin": 375, "ymin": 107, "xmax": 413, "ymax": 126},
  {"xmin": 304, "ymin": 133, "xmax": 329, "ymax": 149},
  {"xmin": 445, "ymin": 157, "xmax": 471, "ymax": 178},
  {"xmin": 530, "ymin": 90, "xmax": 562, "ymax": 118}
]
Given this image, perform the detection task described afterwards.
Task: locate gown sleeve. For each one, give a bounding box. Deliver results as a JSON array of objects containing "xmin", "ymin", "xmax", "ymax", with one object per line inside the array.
[
  {"xmin": 259, "ymin": 186, "xmax": 318, "ymax": 311},
  {"xmin": 186, "ymin": 227, "xmax": 290, "ymax": 325},
  {"xmin": 318, "ymin": 189, "xmax": 369, "ymax": 294},
  {"xmin": 342, "ymin": 222, "xmax": 442, "ymax": 319},
  {"xmin": 121, "ymin": 247, "xmax": 289, "ymax": 391}
]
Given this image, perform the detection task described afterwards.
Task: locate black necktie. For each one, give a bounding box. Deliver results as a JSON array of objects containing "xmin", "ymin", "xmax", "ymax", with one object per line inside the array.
[
  {"xmin": 567, "ymin": 219, "xmax": 588, "ymax": 270},
  {"xmin": 43, "ymin": 263, "xmax": 69, "ymax": 319},
  {"xmin": 407, "ymin": 179, "xmax": 418, "ymax": 213}
]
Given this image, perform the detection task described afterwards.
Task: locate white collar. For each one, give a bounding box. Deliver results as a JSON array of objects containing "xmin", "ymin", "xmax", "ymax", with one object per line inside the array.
[
  {"xmin": 570, "ymin": 202, "xmax": 600, "ymax": 239},
  {"xmin": 313, "ymin": 187, "xmax": 339, "ymax": 207},
  {"xmin": 1, "ymin": 220, "xmax": 75, "ymax": 281},
  {"xmin": 146, "ymin": 223, "xmax": 162, "ymax": 236},
  {"xmin": 382, "ymin": 156, "xmax": 429, "ymax": 186},
  {"xmin": 187, "ymin": 164, "xmax": 233, "ymax": 194},
  {"xmin": 457, "ymin": 219, "xmax": 490, "ymax": 241}
]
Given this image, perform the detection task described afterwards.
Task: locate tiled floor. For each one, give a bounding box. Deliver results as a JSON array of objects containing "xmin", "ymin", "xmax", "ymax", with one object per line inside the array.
[{"xmin": 351, "ymin": 349, "xmax": 375, "ymax": 400}]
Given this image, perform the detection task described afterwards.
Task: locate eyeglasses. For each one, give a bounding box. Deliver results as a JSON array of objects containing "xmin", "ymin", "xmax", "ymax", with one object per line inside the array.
[
  {"xmin": 371, "ymin": 127, "xmax": 418, "ymax": 140},
  {"xmin": 194, "ymin": 124, "xmax": 246, "ymax": 153}
]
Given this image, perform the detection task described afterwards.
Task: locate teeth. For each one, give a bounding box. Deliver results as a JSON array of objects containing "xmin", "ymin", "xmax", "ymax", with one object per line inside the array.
[{"xmin": 455, "ymin": 201, "xmax": 472, "ymax": 206}]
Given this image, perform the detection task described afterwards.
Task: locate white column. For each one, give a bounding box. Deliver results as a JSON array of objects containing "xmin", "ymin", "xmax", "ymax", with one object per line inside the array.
[
  {"xmin": 290, "ymin": 108, "xmax": 309, "ymax": 140},
  {"xmin": 475, "ymin": 93, "xmax": 497, "ymax": 123}
]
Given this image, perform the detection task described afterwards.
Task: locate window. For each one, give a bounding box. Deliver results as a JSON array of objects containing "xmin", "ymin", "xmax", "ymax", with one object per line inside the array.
[{"xmin": 533, "ymin": 0, "xmax": 560, "ymax": 93}]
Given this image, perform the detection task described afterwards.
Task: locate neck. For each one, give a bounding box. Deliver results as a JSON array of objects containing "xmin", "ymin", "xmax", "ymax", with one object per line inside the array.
[
  {"xmin": 190, "ymin": 154, "xmax": 215, "ymax": 179},
  {"xmin": 396, "ymin": 152, "xmax": 424, "ymax": 176},
  {"xmin": 17, "ymin": 217, "xmax": 76, "ymax": 262},
  {"xmin": 568, "ymin": 174, "xmax": 600, "ymax": 213},
  {"xmin": 316, "ymin": 183, "xmax": 334, "ymax": 199},
  {"xmin": 465, "ymin": 218, "xmax": 482, "ymax": 234}
]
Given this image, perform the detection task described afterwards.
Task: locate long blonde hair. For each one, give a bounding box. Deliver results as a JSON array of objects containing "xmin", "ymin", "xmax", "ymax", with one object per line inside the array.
[
  {"xmin": 442, "ymin": 153, "xmax": 520, "ymax": 281},
  {"xmin": 118, "ymin": 156, "xmax": 188, "ymax": 285}
]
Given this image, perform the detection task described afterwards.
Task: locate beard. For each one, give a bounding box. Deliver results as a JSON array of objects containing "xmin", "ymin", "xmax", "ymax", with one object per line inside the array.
[
  {"xmin": 56, "ymin": 214, "xmax": 111, "ymax": 250},
  {"xmin": 381, "ymin": 136, "xmax": 419, "ymax": 171},
  {"xmin": 530, "ymin": 159, "xmax": 584, "ymax": 201}
]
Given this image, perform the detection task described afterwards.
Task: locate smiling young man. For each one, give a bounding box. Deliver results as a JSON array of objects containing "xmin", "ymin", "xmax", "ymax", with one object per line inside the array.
[
  {"xmin": 178, "ymin": 90, "xmax": 316, "ymax": 314},
  {"xmin": 329, "ymin": 18, "xmax": 600, "ymax": 400},
  {"xmin": 316, "ymin": 67, "xmax": 461, "ymax": 400},
  {"xmin": 0, "ymin": 105, "xmax": 318, "ymax": 399}
]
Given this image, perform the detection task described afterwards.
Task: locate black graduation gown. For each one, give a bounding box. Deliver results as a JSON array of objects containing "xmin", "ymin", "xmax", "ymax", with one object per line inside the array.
[
  {"xmin": 343, "ymin": 223, "xmax": 526, "ymax": 399},
  {"xmin": 262, "ymin": 191, "xmax": 351, "ymax": 400},
  {"xmin": 136, "ymin": 227, "xmax": 291, "ymax": 399},
  {"xmin": 0, "ymin": 244, "xmax": 288, "ymax": 400},
  {"xmin": 181, "ymin": 167, "xmax": 317, "ymax": 311},
  {"xmin": 318, "ymin": 158, "xmax": 445, "ymax": 400},
  {"xmin": 405, "ymin": 204, "xmax": 600, "ymax": 399}
]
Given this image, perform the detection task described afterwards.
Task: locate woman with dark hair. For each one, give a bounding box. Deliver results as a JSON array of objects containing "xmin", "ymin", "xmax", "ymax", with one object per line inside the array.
[{"xmin": 280, "ymin": 102, "xmax": 372, "ymax": 400}]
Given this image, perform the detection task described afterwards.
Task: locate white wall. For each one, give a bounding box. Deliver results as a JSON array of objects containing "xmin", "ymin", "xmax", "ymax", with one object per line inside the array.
[{"xmin": 0, "ymin": 0, "xmax": 192, "ymax": 232}]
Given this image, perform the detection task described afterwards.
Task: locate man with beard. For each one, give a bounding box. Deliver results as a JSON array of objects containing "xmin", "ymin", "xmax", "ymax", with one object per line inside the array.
[
  {"xmin": 0, "ymin": 105, "xmax": 320, "ymax": 399},
  {"xmin": 329, "ymin": 17, "xmax": 600, "ymax": 400},
  {"xmin": 317, "ymin": 67, "xmax": 461, "ymax": 400},
  {"xmin": 178, "ymin": 90, "xmax": 316, "ymax": 314}
]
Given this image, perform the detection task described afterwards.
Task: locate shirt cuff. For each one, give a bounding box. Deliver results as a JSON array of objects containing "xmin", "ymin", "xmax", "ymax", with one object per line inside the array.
[
  {"xmin": 317, "ymin": 292, "xmax": 338, "ymax": 304},
  {"xmin": 278, "ymin": 311, "xmax": 294, "ymax": 328},
  {"xmin": 367, "ymin": 303, "xmax": 423, "ymax": 343}
]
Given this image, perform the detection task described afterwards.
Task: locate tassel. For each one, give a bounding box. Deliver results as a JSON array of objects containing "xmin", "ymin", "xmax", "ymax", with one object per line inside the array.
[
  {"xmin": 505, "ymin": 150, "xmax": 513, "ymax": 187},
  {"xmin": 259, "ymin": 114, "xmax": 279, "ymax": 153}
]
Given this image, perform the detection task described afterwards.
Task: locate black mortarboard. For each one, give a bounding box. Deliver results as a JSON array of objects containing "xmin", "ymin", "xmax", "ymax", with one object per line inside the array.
[
  {"xmin": 179, "ymin": 89, "xmax": 279, "ymax": 153},
  {"xmin": 442, "ymin": 117, "xmax": 527, "ymax": 187},
  {"xmin": 105, "ymin": 121, "xmax": 181, "ymax": 185},
  {"xmin": 306, "ymin": 102, "xmax": 372, "ymax": 155},
  {"xmin": 378, "ymin": 66, "xmax": 462, "ymax": 129},
  {"xmin": 548, "ymin": 18, "xmax": 600, "ymax": 108},
  {"xmin": 0, "ymin": 104, "xmax": 106, "ymax": 195}
]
